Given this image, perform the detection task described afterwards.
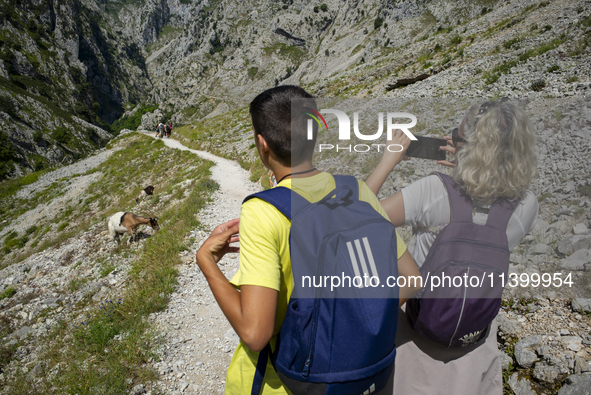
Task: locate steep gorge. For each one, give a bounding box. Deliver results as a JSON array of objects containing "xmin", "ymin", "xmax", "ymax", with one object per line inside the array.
[{"xmin": 1, "ymin": 0, "xmax": 590, "ymax": 176}]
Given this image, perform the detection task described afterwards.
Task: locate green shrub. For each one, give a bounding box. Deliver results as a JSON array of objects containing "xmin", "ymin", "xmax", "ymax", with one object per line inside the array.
[
  {"xmin": 17, "ymin": 236, "xmax": 29, "ymax": 248},
  {"xmin": 579, "ymin": 16, "xmax": 591, "ymax": 28},
  {"xmin": 503, "ymin": 37, "xmax": 521, "ymax": 49},
  {"xmin": 320, "ymin": 4, "xmax": 328, "ymax": 12},
  {"xmin": 209, "ymin": 34, "xmax": 224, "ymax": 54},
  {"xmin": 199, "ymin": 179, "xmax": 219, "ymax": 192},
  {"xmin": 247, "ymin": 67, "xmax": 258, "ymax": 80},
  {"xmin": 0, "ymin": 132, "xmax": 16, "ymax": 180},
  {"xmin": 578, "ymin": 184, "xmax": 591, "ymax": 197},
  {"xmin": 52, "ymin": 127, "xmax": 70, "ymax": 145},
  {"xmin": 0, "ymin": 286, "xmax": 16, "ymax": 300},
  {"xmin": 374, "ymin": 17, "xmax": 384, "ymax": 30},
  {"xmin": 450, "ymin": 35, "xmax": 462, "ymax": 45},
  {"xmin": 68, "ymin": 278, "xmax": 88, "ymax": 292},
  {"xmin": 547, "ymin": 65, "xmax": 560, "ymax": 73},
  {"xmin": 100, "ymin": 262, "xmax": 117, "ymax": 277},
  {"xmin": 530, "ymin": 79, "xmax": 546, "ymax": 91},
  {"xmin": 0, "ymin": 95, "xmax": 17, "ymax": 118},
  {"xmin": 485, "ymin": 72, "xmax": 500, "ymax": 84},
  {"xmin": 32, "ymin": 129, "xmax": 43, "ymax": 142},
  {"xmin": 111, "ymin": 104, "xmax": 159, "ymax": 133}
]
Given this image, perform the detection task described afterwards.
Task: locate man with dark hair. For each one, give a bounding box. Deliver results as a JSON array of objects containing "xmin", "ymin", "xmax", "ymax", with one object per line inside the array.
[
  {"xmin": 249, "ymin": 85, "xmax": 317, "ymax": 167},
  {"xmin": 196, "ymin": 86, "xmax": 417, "ymax": 394}
]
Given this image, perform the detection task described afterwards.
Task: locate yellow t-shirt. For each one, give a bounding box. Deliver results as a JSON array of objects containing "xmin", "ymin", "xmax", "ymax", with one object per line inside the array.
[{"xmin": 226, "ymin": 173, "xmax": 407, "ymax": 395}]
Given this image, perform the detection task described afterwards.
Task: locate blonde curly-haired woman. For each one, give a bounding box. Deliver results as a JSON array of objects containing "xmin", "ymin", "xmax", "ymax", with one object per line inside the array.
[{"xmin": 367, "ymin": 101, "xmax": 539, "ymax": 394}]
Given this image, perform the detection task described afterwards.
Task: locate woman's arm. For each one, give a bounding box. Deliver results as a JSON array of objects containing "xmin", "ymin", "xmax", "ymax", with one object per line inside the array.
[
  {"xmin": 365, "ymin": 130, "xmax": 411, "ymax": 195},
  {"xmin": 379, "ymin": 191, "xmax": 406, "ymax": 227}
]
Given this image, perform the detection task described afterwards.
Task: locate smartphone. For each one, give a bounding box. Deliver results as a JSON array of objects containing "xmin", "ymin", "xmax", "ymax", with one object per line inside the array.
[{"xmin": 406, "ymin": 136, "xmax": 447, "ymax": 160}]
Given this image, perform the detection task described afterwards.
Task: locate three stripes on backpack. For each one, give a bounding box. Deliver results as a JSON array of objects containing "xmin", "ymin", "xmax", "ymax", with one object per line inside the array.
[{"xmin": 345, "ymin": 237, "xmax": 379, "ymax": 287}]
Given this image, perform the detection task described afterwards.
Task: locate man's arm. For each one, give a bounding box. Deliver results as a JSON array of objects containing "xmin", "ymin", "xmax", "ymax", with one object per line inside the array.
[
  {"xmin": 397, "ymin": 249, "xmax": 421, "ymax": 306},
  {"xmin": 365, "ymin": 130, "xmax": 411, "ymax": 195},
  {"xmin": 196, "ymin": 219, "xmax": 278, "ymax": 352}
]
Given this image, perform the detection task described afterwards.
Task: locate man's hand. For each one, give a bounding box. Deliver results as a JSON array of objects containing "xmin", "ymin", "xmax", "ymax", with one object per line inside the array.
[
  {"xmin": 197, "ymin": 218, "xmax": 240, "ymax": 266},
  {"xmin": 366, "ymin": 130, "xmax": 411, "ymax": 195},
  {"xmin": 194, "ymin": 218, "xmax": 278, "ymax": 352}
]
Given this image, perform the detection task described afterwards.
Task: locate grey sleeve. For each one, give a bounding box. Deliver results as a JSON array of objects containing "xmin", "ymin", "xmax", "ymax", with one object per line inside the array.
[
  {"xmin": 401, "ymin": 175, "xmax": 451, "ymax": 228},
  {"xmin": 506, "ymin": 191, "xmax": 538, "ymax": 250}
]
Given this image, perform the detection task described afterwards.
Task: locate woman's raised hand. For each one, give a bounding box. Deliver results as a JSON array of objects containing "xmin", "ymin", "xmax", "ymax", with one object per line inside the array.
[{"xmin": 437, "ymin": 136, "xmax": 457, "ymax": 168}]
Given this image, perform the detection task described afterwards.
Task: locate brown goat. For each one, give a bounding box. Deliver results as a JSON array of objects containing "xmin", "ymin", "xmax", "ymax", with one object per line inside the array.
[{"xmin": 108, "ymin": 211, "xmax": 159, "ymax": 244}]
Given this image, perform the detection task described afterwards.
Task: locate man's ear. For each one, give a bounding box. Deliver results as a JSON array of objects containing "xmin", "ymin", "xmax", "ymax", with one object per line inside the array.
[{"xmin": 256, "ymin": 133, "xmax": 270, "ymax": 154}]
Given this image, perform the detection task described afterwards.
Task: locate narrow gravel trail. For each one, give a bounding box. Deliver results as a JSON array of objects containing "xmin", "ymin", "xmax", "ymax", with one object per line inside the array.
[{"xmin": 139, "ymin": 132, "xmax": 261, "ymax": 395}]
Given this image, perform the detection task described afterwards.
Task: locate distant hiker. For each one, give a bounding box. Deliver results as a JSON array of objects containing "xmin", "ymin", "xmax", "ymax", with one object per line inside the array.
[
  {"xmin": 268, "ymin": 170, "xmax": 277, "ymax": 187},
  {"xmin": 166, "ymin": 122, "xmax": 173, "ymax": 138},
  {"xmin": 155, "ymin": 122, "xmax": 165, "ymax": 138}
]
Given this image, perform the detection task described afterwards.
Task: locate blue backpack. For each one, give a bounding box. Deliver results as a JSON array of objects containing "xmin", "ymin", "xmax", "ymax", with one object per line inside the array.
[
  {"xmin": 406, "ymin": 173, "xmax": 520, "ymax": 348},
  {"xmin": 244, "ymin": 175, "xmax": 399, "ymax": 395}
]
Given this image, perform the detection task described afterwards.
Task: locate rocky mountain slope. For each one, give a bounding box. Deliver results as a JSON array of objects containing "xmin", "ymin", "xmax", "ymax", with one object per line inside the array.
[
  {"xmin": 0, "ymin": 0, "xmax": 152, "ymax": 179},
  {"xmin": 132, "ymin": 0, "xmax": 591, "ymax": 119},
  {"xmin": 2, "ymin": 0, "xmax": 590, "ymax": 179}
]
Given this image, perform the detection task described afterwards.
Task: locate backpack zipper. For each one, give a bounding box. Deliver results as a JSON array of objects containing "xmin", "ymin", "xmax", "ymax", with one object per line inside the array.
[
  {"xmin": 302, "ymin": 268, "xmax": 322, "ymax": 380},
  {"xmin": 448, "ymin": 267, "xmax": 469, "ymax": 348}
]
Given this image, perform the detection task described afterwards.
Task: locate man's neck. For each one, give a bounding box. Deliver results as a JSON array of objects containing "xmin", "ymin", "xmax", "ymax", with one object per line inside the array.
[{"xmin": 272, "ymin": 161, "xmax": 319, "ymax": 184}]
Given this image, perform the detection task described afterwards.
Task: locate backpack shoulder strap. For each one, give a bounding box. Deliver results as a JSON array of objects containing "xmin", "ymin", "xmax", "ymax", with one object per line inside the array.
[
  {"xmin": 485, "ymin": 198, "xmax": 521, "ymax": 231},
  {"xmin": 251, "ymin": 344, "xmax": 273, "ymax": 395},
  {"xmin": 333, "ymin": 175, "xmax": 360, "ymax": 199},
  {"xmin": 433, "ymin": 172, "xmax": 473, "ymax": 223},
  {"xmin": 243, "ymin": 186, "xmax": 310, "ymax": 219},
  {"xmin": 312, "ymin": 175, "xmax": 360, "ymax": 211}
]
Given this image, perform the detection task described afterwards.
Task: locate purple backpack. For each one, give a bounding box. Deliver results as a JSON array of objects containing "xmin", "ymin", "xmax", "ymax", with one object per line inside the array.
[{"xmin": 406, "ymin": 173, "xmax": 520, "ymax": 348}]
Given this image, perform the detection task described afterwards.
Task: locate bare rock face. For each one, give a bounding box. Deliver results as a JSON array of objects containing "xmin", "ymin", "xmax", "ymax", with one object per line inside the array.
[
  {"xmin": 0, "ymin": 0, "xmax": 153, "ymax": 179},
  {"xmin": 572, "ymin": 298, "xmax": 591, "ymax": 314},
  {"xmin": 508, "ymin": 372, "xmax": 537, "ymax": 395},
  {"xmin": 515, "ymin": 336, "xmax": 543, "ymax": 369},
  {"xmin": 558, "ymin": 235, "xmax": 591, "ymax": 256},
  {"xmin": 141, "ymin": 109, "xmax": 165, "ymax": 132},
  {"xmin": 557, "ymin": 375, "xmax": 591, "ymax": 395}
]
